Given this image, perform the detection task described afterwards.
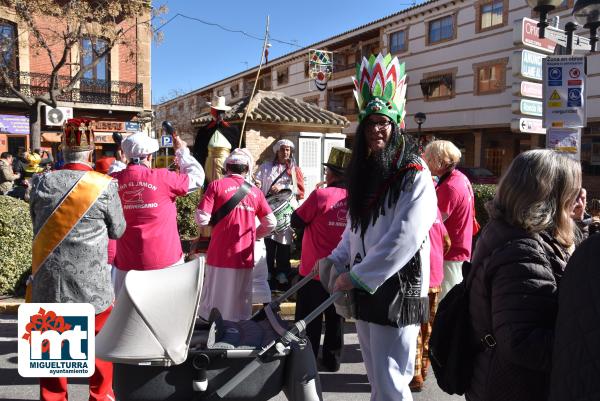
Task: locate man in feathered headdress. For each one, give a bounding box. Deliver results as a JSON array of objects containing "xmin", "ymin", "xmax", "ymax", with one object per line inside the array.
[{"xmin": 320, "ymin": 54, "xmax": 437, "ymax": 400}]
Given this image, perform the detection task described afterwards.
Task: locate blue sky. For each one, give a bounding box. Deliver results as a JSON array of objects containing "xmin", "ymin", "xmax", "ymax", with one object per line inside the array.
[{"xmin": 151, "ymin": 0, "xmax": 414, "ymax": 104}]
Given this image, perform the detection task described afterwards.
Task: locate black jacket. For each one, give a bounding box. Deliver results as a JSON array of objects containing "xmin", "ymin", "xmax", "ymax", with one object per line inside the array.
[
  {"xmin": 548, "ymin": 234, "xmax": 600, "ymax": 401},
  {"xmin": 192, "ymin": 123, "xmax": 242, "ymax": 168},
  {"xmin": 466, "ymin": 219, "xmax": 569, "ymax": 401}
]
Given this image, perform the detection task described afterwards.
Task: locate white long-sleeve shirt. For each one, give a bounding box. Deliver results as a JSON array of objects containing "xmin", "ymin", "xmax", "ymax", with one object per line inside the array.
[{"xmin": 328, "ymin": 164, "xmax": 437, "ymax": 295}]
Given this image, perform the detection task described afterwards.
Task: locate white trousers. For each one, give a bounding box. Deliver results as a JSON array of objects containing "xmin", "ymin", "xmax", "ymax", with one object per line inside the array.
[
  {"xmin": 439, "ymin": 260, "xmax": 465, "ymax": 301},
  {"xmin": 199, "ymin": 264, "xmax": 254, "ymax": 322},
  {"xmin": 355, "ymin": 320, "xmax": 420, "ymax": 401}
]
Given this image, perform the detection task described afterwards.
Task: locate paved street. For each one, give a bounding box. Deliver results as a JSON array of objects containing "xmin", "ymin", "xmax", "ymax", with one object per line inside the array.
[{"xmin": 0, "ymin": 314, "xmax": 462, "ymax": 401}]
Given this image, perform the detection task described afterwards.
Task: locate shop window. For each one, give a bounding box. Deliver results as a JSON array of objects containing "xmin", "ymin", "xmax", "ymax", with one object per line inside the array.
[
  {"xmin": 478, "ymin": 0, "xmax": 506, "ymax": 32},
  {"xmin": 474, "ymin": 59, "xmax": 507, "ymax": 95},
  {"xmin": 428, "ymin": 15, "xmax": 455, "ymax": 45},
  {"xmin": 420, "ymin": 72, "xmax": 455, "ymax": 100},
  {"xmin": 277, "ymin": 67, "xmax": 289, "ymax": 85},
  {"xmin": 389, "ymin": 30, "xmax": 407, "ymax": 54}
]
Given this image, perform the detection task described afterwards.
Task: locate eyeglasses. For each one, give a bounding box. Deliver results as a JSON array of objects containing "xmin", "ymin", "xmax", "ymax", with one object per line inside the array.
[{"xmin": 365, "ymin": 120, "xmax": 392, "ymax": 130}]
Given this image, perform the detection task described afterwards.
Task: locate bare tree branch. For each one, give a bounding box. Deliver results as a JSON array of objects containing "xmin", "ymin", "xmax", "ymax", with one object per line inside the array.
[{"xmin": 0, "ymin": 66, "xmax": 33, "ymax": 106}]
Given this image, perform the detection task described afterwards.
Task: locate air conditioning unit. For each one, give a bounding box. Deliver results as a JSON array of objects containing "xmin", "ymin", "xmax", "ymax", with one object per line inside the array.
[{"xmin": 45, "ymin": 106, "xmax": 73, "ymax": 126}]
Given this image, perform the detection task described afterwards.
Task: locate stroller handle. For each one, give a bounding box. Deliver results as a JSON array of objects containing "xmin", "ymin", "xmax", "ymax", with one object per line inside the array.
[
  {"xmin": 215, "ymin": 291, "xmax": 344, "ymax": 398},
  {"xmin": 272, "ymin": 269, "xmax": 318, "ymax": 306}
]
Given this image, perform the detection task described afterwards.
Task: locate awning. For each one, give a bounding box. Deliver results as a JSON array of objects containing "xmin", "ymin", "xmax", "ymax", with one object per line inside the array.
[{"xmin": 419, "ymin": 75, "xmax": 453, "ymax": 97}]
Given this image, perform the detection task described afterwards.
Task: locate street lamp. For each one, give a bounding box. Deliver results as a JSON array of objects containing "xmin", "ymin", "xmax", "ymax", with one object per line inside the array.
[
  {"xmin": 414, "ymin": 112, "xmax": 426, "ymax": 137},
  {"xmin": 526, "ymin": 0, "xmax": 600, "ymax": 53}
]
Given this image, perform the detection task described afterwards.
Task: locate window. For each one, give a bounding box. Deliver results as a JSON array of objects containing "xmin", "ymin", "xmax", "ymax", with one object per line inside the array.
[
  {"xmin": 389, "ymin": 30, "xmax": 407, "ymax": 54},
  {"xmin": 277, "ymin": 67, "xmax": 289, "ymax": 85},
  {"xmin": 474, "ymin": 59, "xmax": 507, "ymax": 94},
  {"xmin": 420, "ymin": 72, "xmax": 455, "ymax": 100},
  {"xmin": 0, "ymin": 20, "xmax": 17, "ymax": 70},
  {"xmin": 216, "ymin": 88, "xmax": 224, "ymax": 97},
  {"xmin": 304, "ymin": 60, "xmax": 310, "ymax": 78},
  {"xmin": 230, "ymin": 83, "xmax": 239, "ymax": 98},
  {"xmin": 81, "ymin": 37, "xmax": 109, "ymax": 82},
  {"xmin": 428, "ymin": 15, "xmax": 455, "ymax": 45},
  {"xmin": 479, "ymin": 0, "xmax": 505, "ymax": 31}
]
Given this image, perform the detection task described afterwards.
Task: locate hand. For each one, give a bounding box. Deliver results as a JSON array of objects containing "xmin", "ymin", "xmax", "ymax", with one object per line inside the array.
[
  {"xmin": 116, "ymin": 149, "xmax": 127, "ymax": 163},
  {"xmin": 333, "ymin": 272, "xmax": 354, "ymax": 292},
  {"xmin": 173, "ymin": 135, "xmax": 186, "ymax": 151},
  {"xmin": 315, "ymin": 180, "xmax": 326, "ymax": 189},
  {"xmin": 270, "ymin": 184, "xmax": 281, "ymax": 194}
]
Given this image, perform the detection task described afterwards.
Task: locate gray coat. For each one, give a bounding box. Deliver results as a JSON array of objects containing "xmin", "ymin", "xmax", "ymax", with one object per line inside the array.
[{"xmin": 29, "ymin": 168, "xmax": 126, "ymax": 313}]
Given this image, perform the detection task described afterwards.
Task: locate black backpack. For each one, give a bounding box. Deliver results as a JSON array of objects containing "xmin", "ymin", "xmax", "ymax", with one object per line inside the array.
[{"xmin": 428, "ymin": 261, "xmax": 495, "ymax": 395}]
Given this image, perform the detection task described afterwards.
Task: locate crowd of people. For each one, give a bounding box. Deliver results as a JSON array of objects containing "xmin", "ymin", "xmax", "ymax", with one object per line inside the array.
[{"xmin": 6, "ymin": 52, "xmax": 600, "ymax": 401}]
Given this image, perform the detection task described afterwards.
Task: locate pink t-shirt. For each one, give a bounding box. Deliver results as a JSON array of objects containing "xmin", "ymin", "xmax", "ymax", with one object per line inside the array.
[
  {"xmin": 198, "ymin": 175, "xmax": 271, "ymax": 269},
  {"xmin": 429, "ymin": 209, "xmax": 448, "ymax": 288},
  {"xmin": 436, "ymin": 169, "xmax": 474, "ymax": 261},
  {"xmin": 112, "ymin": 165, "xmax": 189, "ymax": 271},
  {"xmin": 295, "ymin": 186, "xmax": 348, "ymax": 278}
]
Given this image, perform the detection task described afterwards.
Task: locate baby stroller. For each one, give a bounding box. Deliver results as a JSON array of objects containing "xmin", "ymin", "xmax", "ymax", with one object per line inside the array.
[{"xmin": 96, "ymin": 258, "xmax": 341, "ymax": 401}]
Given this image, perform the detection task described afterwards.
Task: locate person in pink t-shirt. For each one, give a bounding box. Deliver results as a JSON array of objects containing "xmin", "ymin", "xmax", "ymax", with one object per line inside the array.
[
  {"xmin": 410, "ymin": 207, "xmax": 450, "ymax": 391},
  {"xmin": 423, "ymin": 140, "xmax": 475, "ymax": 300},
  {"xmin": 290, "ymin": 147, "xmax": 350, "ymax": 372},
  {"xmin": 110, "ymin": 130, "xmax": 205, "ymax": 296},
  {"xmin": 196, "ymin": 148, "xmax": 276, "ymax": 321}
]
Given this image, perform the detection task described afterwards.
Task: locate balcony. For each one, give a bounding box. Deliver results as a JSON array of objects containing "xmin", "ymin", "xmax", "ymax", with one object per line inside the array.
[{"xmin": 0, "ymin": 70, "xmax": 143, "ymax": 107}]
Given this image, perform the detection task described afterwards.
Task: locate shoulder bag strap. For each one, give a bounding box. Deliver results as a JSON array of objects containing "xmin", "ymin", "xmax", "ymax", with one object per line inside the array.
[
  {"xmin": 267, "ymin": 167, "xmax": 289, "ymax": 196},
  {"xmin": 209, "ymin": 181, "xmax": 252, "ymax": 227}
]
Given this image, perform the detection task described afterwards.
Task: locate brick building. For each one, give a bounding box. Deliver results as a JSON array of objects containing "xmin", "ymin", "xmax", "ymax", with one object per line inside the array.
[
  {"xmin": 0, "ymin": 4, "xmax": 152, "ymax": 160},
  {"xmin": 155, "ymin": 0, "xmax": 600, "ymax": 195}
]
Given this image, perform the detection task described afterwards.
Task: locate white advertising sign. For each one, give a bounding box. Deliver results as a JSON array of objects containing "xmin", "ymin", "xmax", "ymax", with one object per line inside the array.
[
  {"xmin": 546, "ymin": 128, "xmax": 581, "ymax": 161},
  {"xmin": 511, "ymin": 117, "xmax": 546, "ymax": 134},
  {"xmin": 542, "ymin": 56, "xmax": 586, "ymax": 128},
  {"xmin": 512, "ymin": 50, "xmax": 546, "ymax": 81}
]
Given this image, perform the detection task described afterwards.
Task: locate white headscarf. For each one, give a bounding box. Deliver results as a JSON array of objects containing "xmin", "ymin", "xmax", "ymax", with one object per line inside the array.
[
  {"xmin": 272, "ymin": 139, "xmax": 294, "ymax": 154},
  {"xmin": 121, "ymin": 132, "xmax": 159, "ymax": 159}
]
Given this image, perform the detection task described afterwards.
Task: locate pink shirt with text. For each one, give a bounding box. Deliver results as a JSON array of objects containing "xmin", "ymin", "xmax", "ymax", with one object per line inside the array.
[
  {"xmin": 429, "ymin": 209, "xmax": 448, "ymax": 288},
  {"xmin": 198, "ymin": 175, "xmax": 271, "ymax": 269},
  {"xmin": 436, "ymin": 168, "xmax": 474, "ymax": 261},
  {"xmin": 112, "ymin": 165, "xmax": 189, "ymax": 271},
  {"xmin": 295, "ymin": 186, "xmax": 348, "ymax": 278}
]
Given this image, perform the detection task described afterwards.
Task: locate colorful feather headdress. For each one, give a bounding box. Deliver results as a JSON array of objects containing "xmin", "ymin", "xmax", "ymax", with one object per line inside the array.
[{"xmin": 353, "ymin": 53, "xmax": 407, "ymax": 128}]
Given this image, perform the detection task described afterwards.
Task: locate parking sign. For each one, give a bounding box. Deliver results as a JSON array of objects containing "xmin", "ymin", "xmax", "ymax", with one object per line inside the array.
[{"xmin": 161, "ymin": 135, "xmax": 173, "ymax": 147}]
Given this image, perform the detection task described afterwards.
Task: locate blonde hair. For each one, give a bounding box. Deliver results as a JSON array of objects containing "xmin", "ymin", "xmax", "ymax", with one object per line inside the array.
[
  {"xmin": 423, "ymin": 140, "xmax": 462, "ymax": 171},
  {"xmin": 488, "ymin": 149, "xmax": 581, "ymax": 247}
]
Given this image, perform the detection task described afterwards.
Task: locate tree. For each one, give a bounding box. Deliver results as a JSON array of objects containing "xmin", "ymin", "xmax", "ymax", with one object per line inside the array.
[{"xmin": 0, "ymin": 0, "xmax": 165, "ymax": 148}]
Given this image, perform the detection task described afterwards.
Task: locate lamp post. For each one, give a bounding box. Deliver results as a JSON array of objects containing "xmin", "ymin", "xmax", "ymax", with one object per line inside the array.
[
  {"xmin": 526, "ymin": 0, "xmax": 600, "ymax": 53},
  {"xmin": 414, "ymin": 112, "xmax": 427, "ymax": 151},
  {"xmin": 414, "ymin": 112, "xmax": 427, "ymax": 137}
]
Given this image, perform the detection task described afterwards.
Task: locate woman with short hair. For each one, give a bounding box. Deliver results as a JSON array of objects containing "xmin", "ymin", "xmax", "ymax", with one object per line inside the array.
[
  {"xmin": 466, "ymin": 149, "xmax": 581, "ymax": 401},
  {"xmin": 423, "ymin": 140, "xmax": 475, "ymax": 299}
]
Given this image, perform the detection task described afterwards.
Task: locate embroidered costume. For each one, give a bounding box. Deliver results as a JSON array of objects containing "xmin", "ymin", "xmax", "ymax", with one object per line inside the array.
[
  {"xmin": 326, "ymin": 54, "xmax": 437, "ymax": 401},
  {"xmin": 29, "ymin": 119, "xmax": 126, "ymax": 401}
]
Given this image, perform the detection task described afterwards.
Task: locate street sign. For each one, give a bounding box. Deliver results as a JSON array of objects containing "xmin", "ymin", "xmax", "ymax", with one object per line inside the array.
[
  {"xmin": 514, "ymin": 18, "xmax": 557, "ymax": 53},
  {"xmin": 512, "ymin": 49, "xmax": 546, "ymax": 81},
  {"xmin": 542, "ymin": 55, "xmax": 586, "ymax": 128},
  {"xmin": 546, "ymin": 127, "xmax": 581, "ymax": 161},
  {"xmin": 160, "ymin": 135, "xmax": 173, "ymax": 147},
  {"xmin": 511, "ymin": 117, "xmax": 546, "ymax": 134},
  {"xmin": 125, "ymin": 122, "xmax": 141, "ymax": 132},
  {"xmin": 511, "ymin": 99, "xmax": 543, "ymax": 117},
  {"xmin": 512, "ymin": 81, "xmax": 543, "ymax": 99}
]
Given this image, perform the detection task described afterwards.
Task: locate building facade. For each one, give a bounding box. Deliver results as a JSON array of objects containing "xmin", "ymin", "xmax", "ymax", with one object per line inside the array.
[
  {"xmin": 0, "ymin": 4, "xmax": 152, "ymax": 160},
  {"xmin": 155, "ymin": 0, "xmax": 600, "ymax": 194}
]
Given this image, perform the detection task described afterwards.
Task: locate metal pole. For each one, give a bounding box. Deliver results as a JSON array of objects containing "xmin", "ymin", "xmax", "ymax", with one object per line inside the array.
[
  {"xmin": 565, "ymin": 22, "xmax": 577, "ymax": 55},
  {"xmin": 239, "ymin": 16, "xmax": 270, "ymax": 148}
]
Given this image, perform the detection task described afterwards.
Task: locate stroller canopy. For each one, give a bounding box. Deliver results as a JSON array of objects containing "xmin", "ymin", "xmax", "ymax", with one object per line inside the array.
[{"xmin": 96, "ymin": 258, "xmax": 204, "ymax": 366}]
